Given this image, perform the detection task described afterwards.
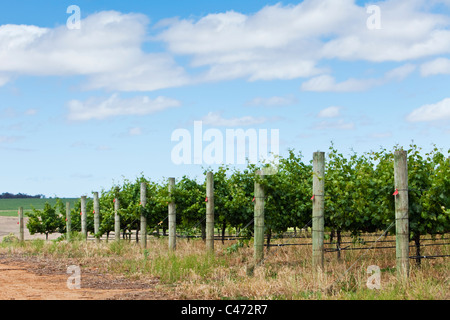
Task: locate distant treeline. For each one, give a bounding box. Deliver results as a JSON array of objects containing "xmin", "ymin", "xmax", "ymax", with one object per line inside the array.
[{"xmin": 0, "ymin": 192, "xmax": 45, "ymax": 199}]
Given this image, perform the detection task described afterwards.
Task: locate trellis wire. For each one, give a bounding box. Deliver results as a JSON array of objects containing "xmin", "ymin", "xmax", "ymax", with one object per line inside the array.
[{"xmin": 323, "ymin": 221, "xmax": 396, "ymax": 292}]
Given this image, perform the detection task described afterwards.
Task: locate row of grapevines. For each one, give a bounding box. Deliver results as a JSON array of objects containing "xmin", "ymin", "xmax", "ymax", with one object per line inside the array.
[{"xmin": 27, "ymin": 145, "xmax": 450, "ymax": 246}]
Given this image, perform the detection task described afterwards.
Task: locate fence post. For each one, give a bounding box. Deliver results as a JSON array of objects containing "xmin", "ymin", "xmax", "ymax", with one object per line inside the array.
[
  {"xmin": 312, "ymin": 151, "xmax": 325, "ymax": 271},
  {"xmin": 140, "ymin": 182, "xmax": 147, "ymax": 249},
  {"xmin": 206, "ymin": 172, "xmax": 214, "ymax": 253},
  {"xmin": 18, "ymin": 207, "xmax": 24, "ymax": 242},
  {"xmin": 81, "ymin": 196, "xmax": 87, "ymax": 240},
  {"xmin": 254, "ymin": 170, "xmax": 265, "ymax": 265},
  {"xmin": 168, "ymin": 177, "xmax": 176, "ymax": 251},
  {"xmin": 394, "ymin": 149, "xmax": 409, "ymax": 280},
  {"xmin": 114, "ymin": 197, "xmax": 120, "ymax": 242},
  {"xmin": 66, "ymin": 202, "xmax": 71, "ymax": 241},
  {"xmin": 93, "ymin": 192, "xmax": 100, "ymax": 242}
]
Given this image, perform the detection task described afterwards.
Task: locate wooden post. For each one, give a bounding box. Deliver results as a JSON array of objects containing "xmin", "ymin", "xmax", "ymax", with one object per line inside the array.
[
  {"xmin": 168, "ymin": 177, "xmax": 176, "ymax": 251},
  {"xmin": 18, "ymin": 207, "xmax": 24, "ymax": 242},
  {"xmin": 114, "ymin": 198, "xmax": 120, "ymax": 242},
  {"xmin": 140, "ymin": 182, "xmax": 147, "ymax": 249},
  {"xmin": 93, "ymin": 192, "xmax": 100, "ymax": 242},
  {"xmin": 394, "ymin": 149, "xmax": 409, "ymax": 280},
  {"xmin": 81, "ymin": 196, "xmax": 87, "ymax": 240},
  {"xmin": 66, "ymin": 202, "xmax": 71, "ymax": 241},
  {"xmin": 254, "ymin": 170, "xmax": 265, "ymax": 265},
  {"xmin": 206, "ymin": 172, "xmax": 214, "ymax": 253},
  {"xmin": 312, "ymin": 151, "xmax": 325, "ymax": 271}
]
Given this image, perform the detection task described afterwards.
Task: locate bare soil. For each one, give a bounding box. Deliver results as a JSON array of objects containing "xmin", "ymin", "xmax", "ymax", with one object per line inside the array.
[
  {"xmin": 0, "ymin": 216, "xmax": 171, "ymax": 300},
  {"xmin": 0, "ymin": 254, "xmax": 170, "ymax": 300}
]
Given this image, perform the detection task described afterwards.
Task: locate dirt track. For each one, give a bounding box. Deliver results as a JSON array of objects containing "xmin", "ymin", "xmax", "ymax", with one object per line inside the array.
[
  {"xmin": 0, "ymin": 216, "xmax": 169, "ymax": 300},
  {"xmin": 0, "ymin": 255, "xmax": 168, "ymax": 300},
  {"xmin": 0, "ymin": 216, "xmax": 61, "ymax": 241}
]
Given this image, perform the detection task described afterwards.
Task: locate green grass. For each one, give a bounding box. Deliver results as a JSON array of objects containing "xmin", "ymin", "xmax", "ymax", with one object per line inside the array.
[
  {"xmin": 0, "ymin": 238, "xmax": 448, "ymax": 300},
  {"xmin": 0, "ymin": 198, "xmax": 78, "ymax": 216},
  {"xmin": 148, "ymin": 251, "xmax": 227, "ymax": 284}
]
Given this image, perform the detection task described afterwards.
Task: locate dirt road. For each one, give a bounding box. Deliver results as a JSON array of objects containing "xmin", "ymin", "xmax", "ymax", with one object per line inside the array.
[
  {"xmin": 0, "ymin": 255, "xmax": 167, "ymax": 300},
  {"xmin": 0, "ymin": 216, "xmax": 61, "ymax": 241},
  {"xmin": 0, "ymin": 216, "xmax": 170, "ymax": 300}
]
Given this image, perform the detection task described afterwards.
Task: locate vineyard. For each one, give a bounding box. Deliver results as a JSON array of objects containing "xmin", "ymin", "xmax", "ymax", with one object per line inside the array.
[
  {"xmin": 24, "ymin": 144, "xmax": 450, "ymax": 260},
  {"xmin": 4, "ymin": 144, "xmax": 450, "ymax": 299}
]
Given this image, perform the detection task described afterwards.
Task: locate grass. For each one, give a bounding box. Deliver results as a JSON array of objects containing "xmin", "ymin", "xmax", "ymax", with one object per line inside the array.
[
  {"xmin": 0, "ymin": 234, "xmax": 448, "ymax": 300},
  {"xmin": 0, "ymin": 198, "xmax": 78, "ymax": 216}
]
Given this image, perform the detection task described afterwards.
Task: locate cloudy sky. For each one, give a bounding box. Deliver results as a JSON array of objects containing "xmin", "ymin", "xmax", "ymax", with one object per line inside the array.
[{"xmin": 1, "ymin": 0, "xmax": 449, "ymax": 197}]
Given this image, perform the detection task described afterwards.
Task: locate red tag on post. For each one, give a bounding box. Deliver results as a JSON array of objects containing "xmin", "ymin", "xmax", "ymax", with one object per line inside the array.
[
  {"xmin": 205, "ymin": 197, "xmax": 208, "ymax": 202},
  {"xmin": 311, "ymin": 195, "xmax": 315, "ymax": 200},
  {"xmin": 393, "ymin": 189, "xmax": 399, "ymax": 196},
  {"xmin": 252, "ymin": 197, "xmax": 255, "ymax": 202}
]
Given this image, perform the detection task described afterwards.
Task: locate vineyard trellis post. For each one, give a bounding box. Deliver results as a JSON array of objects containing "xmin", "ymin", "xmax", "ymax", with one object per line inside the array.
[
  {"xmin": 312, "ymin": 151, "xmax": 325, "ymax": 271},
  {"xmin": 81, "ymin": 196, "xmax": 87, "ymax": 240},
  {"xmin": 93, "ymin": 192, "xmax": 100, "ymax": 243},
  {"xmin": 394, "ymin": 149, "xmax": 409, "ymax": 280},
  {"xmin": 18, "ymin": 207, "xmax": 24, "ymax": 242},
  {"xmin": 168, "ymin": 177, "xmax": 176, "ymax": 251},
  {"xmin": 140, "ymin": 182, "xmax": 147, "ymax": 249},
  {"xmin": 114, "ymin": 197, "xmax": 120, "ymax": 242},
  {"xmin": 66, "ymin": 202, "xmax": 71, "ymax": 241},
  {"xmin": 206, "ymin": 171, "xmax": 214, "ymax": 253},
  {"xmin": 254, "ymin": 170, "xmax": 265, "ymax": 265}
]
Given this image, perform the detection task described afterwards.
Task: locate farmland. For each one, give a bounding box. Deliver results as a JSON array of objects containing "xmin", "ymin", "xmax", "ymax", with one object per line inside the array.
[
  {"xmin": 0, "ymin": 144, "xmax": 449, "ymax": 301},
  {"xmin": 0, "ymin": 233, "xmax": 448, "ymax": 300},
  {"xmin": 0, "ymin": 198, "xmax": 78, "ymax": 217}
]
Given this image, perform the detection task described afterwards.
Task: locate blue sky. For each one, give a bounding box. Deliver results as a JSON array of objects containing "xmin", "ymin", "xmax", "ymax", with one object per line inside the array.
[{"xmin": 1, "ymin": 0, "xmax": 450, "ymax": 197}]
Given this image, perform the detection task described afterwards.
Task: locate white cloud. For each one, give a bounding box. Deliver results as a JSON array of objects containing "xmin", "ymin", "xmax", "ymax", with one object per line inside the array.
[
  {"xmin": 245, "ymin": 95, "xmax": 297, "ymax": 107},
  {"xmin": 201, "ymin": 111, "xmax": 269, "ymax": 127},
  {"xmin": 0, "ymin": 1, "xmax": 449, "ymax": 90},
  {"xmin": 157, "ymin": 1, "xmax": 356, "ymax": 82},
  {"xmin": 84, "ymin": 53, "xmax": 189, "ymax": 92},
  {"xmin": 301, "ymin": 75, "xmax": 381, "ymax": 92},
  {"xmin": 158, "ymin": 0, "xmax": 450, "ymax": 83},
  {"xmin": 0, "ymin": 73, "xmax": 9, "ymax": 86},
  {"xmin": 0, "ymin": 135, "xmax": 22, "ymax": 143},
  {"xmin": 301, "ymin": 63, "xmax": 416, "ymax": 92},
  {"xmin": 317, "ymin": 106, "xmax": 341, "ymax": 118},
  {"xmin": 406, "ymin": 98, "xmax": 450, "ymax": 122},
  {"xmin": 314, "ymin": 119, "xmax": 355, "ymax": 130},
  {"xmin": 67, "ymin": 93, "xmax": 181, "ymax": 121},
  {"xmin": 320, "ymin": 1, "xmax": 450, "ymax": 62},
  {"xmin": 420, "ymin": 57, "xmax": 450, "ymax": 76},
  {"xmin": 128, "ymin": 127, "xmax": 143, "ymax": 136},
  {"xmin": 25, "ymin": 108, "xmax": 38, "ymax": 116},
  {"xmin": 0, "ymin": 11, "xmax": 189, "ymax": 91},
  {"xmin": 370, "ymin": 132, "xmax": 392, "ymax": 139},
  {"xmin": 385, "ymin": 64, "xmax": 416, "ymax": 80}
]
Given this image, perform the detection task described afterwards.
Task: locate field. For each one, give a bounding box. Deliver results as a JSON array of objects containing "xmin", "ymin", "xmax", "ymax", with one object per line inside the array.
[
  {"xmin": 0, "ymin": 232, "xmax": 448, "ymax": 300},
  {"xmin": 0, "ymin": 198, "xmax": 78, "ymax": 217},
  {"xmin": 0, "ymin": 148, "xmax": 448, "ymax": 301}
]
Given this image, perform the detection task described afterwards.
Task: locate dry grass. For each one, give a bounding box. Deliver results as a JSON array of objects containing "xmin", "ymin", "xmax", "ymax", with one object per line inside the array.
[{"xmin": 0, "ymin": 233, "xmax": 448, "ymax": 300}]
